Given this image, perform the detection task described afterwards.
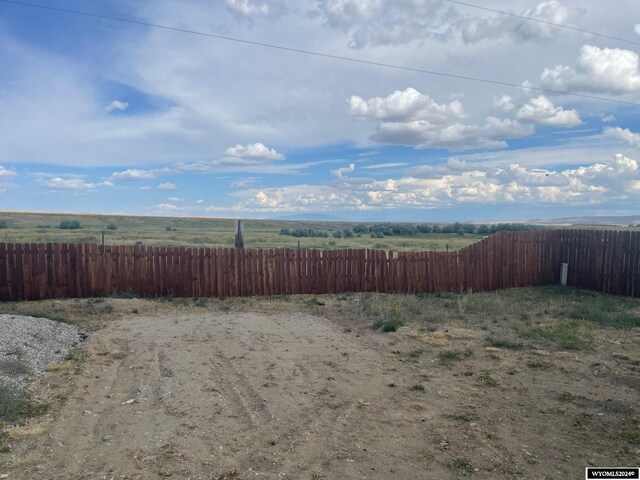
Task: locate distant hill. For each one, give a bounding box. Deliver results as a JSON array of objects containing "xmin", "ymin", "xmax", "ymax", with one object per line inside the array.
[
  {"xmin": 276, "ymin": 213, "xmax": 343, "ymax": 222},
  {"xmin": 532, "ymin": 215, "xmax": 640, "ymax": 226}
]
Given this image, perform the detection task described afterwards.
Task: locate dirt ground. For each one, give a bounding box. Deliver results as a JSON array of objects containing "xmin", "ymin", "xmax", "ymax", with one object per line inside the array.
[{"xmin": 2, "ymin": 292, "xmax": 639, "ymax": 479}]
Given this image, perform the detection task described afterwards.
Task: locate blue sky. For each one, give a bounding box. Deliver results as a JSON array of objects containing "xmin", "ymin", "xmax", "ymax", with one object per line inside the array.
[{"xmin": 1, "ymin": 0, "xmax": 640, "ymax": 221}]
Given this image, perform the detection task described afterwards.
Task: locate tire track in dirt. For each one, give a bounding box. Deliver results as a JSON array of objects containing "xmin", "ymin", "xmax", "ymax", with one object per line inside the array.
[{"xmin": 10, "ymin": 311, "xmax": 445, "ymax": 479}]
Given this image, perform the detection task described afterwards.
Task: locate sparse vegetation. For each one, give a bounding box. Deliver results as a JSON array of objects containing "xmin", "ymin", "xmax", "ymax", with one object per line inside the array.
[
  {"xmin": 449, "ymin": 457, "xmax": 473, "ymax": 474},
  {"xmin": 519, "ymin": 320, "xmax": 594, "ymax": 350},
  {"xmin": 0, "ymin": 385, "xmax": 48, "ymax": 424},
  {"xmin": 59, "ymin": 220, "xmax": 82, "ymax": 230},
  {"xmin": 569, "ymin": 302, "xmax": 640, "ymax": 328},
  {"xmin": 484, "ymin": 335, "xmax": 523, "ymax": 350},
  {"xmin": 446, "ymin": 411, "xmax": 479, "ymax": 422},
  {"xmin": 279, "ymin": 228, "xmax": 329, "ymax": 238},
  {"xmin": 373, "ymin": 305, "xmax": 406, "ymax": 332},
  {"xmin": 477, "ymin": 371, "xmax": 498, "ymax": 387},
  {"xmin": 106, "ymin": 223, "xmax": 118, "ymax": 230},
  {"xmin": 527, "ymin": 360, "xmax": 554, "ymax": 370},
  {"xmin": 5, "ymin": 309, "xmax": 71, "ymax": 324},
  {"xmin": 0, "ymin": 212, "xmax": 485, "ymax": 251},
  {"xmin": 0, "ymin": 359, "xmax": 31, "ymax": 376},
  {"xmin": 439, "ymin": 348, "xmax": 474, "ymax": 364}
]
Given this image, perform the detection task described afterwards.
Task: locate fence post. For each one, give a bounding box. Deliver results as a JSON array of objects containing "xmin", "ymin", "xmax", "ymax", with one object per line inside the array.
[{"xmin": 234, "ymin": 219, "xmax": 245, "ymax": 249}]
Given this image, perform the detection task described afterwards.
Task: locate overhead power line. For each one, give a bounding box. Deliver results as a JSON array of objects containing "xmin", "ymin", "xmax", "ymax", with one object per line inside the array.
[
  {"xmin": 0, "ymin": 0, "xmax": 639, "ymax": 107},
  {"xmin": 443, "ymin": 0, "xmax": 640, "ymax": 47}
]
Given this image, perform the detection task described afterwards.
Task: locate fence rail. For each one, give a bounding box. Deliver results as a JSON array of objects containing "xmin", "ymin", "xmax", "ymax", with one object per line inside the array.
[{"xmin": 0, "ymin": 229, "xmax": 639, "ymax": 301}]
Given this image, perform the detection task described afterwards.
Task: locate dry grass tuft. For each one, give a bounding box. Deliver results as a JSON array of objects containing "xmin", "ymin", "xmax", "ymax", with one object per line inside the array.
[
  {"xmin": 45, "ymin": 360, "xmax": 76, "ymax": 373},
  {"xmin": 4, "ymin": 422, "xmax": 47, "ymax": 439},
  {"xmin": 5, "ymin": 451, "xmax": 43, "ymax": 468},
  {"xmin": 421, "ymin": 331, "xmax": 449, "ymax": 346}
]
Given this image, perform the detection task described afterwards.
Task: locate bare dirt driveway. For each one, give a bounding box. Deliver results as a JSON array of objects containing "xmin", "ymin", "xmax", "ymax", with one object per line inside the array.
[
  {"xmin": 4, "ymin": 291, "xmax": 639, "ymax": 479},
  {"xmin": 17, "ymin": 310, "xmax": 444, "ymax": 479}
]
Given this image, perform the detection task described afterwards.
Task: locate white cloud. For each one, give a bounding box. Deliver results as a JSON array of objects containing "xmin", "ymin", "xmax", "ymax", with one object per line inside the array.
[
  {"xmin": 157, "ymin": 182, "xmax": 178, "ymax": 191},
  {"xmin": 331, "ymin": 163, "xmax": 355, "ymax": 178},
  {"xmin": 603, "ymin": 127, "xmax": 640, "ymax": 147},
  {"xmin": 109, "ymin": 169, "xmax": 157, "ymax": 181},
  {"xmin": 178, "ymin": 143, "xmax": 286, "ymax": 172},
  {"xmin": 39, "ymin": 176, "xmax": 98, "ymax": 190},
  {"xmin": 635, "ymin": 24, "xmax": 640, "ymax": 35},
  {"xmin": 225, "ymin": 0, "xmax": 283, "ymax": 17},
  {"xmin": 514, "ymin": 95, "xmax": 582, "ymax": 126},
  {"xmin": 231, "ymin": 153, "xmax": 640, "ymax": 212},
  {"xmin": 460, "ymin": 0, "xmax": 570, "ymax": 43},
  {"xmin": 348, "ymin": 88, "xmax": 466, "ymax": 123},
  {"xmin": 105, "ymin": 100, "xmax": 128, "ymax": 112},
  {"xmin": 223, "ymin": 143, "xmax": 285, "ymax": 163},
  {"xmin": 540, "ymin": 45, "xmax": 640, "ymax": 95},
  {"xmin": 370, "ymin": 116, "xmax": 533, "ymax": 151},
  {"xmin": 601, "ymin": 114, "xmax": 616, "ymax": 122},
  {"xmin": 494, "ymin": 95, "xmax": 515, "ymax": 111},
  {"xmin": 0, "ymin": 166, "xmax": 17, "ymax": 178},
  {"xmin": 350, "ymin": 87, "xmax": 544, "ymax": 151},
  {"xmin": 153, "ymin": 203, "xmax": 179, "ymax": 210},
  {"xmin": 139, "ymin": 186, "xmax": 151, "ymax": 190},
  {"xmin": 196, "ymin": 199, "xmax": 205, "ymax": 204},
  {"xmin": 313, "ymin": 0, "xmax": 572, "ymax": 48},
  {"xmin": 167, "ymin": 196, "xmax": 184, "ymax": 202}
]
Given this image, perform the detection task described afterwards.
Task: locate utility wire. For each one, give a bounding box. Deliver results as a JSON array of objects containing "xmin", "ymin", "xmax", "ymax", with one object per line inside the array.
[
  {"xmin": 0, "ymin": 0, "xmax": 639, "ymax": 106},
  {"xmin": 443, "ymin": 0, "xmax": 640, "ymax": 47}
]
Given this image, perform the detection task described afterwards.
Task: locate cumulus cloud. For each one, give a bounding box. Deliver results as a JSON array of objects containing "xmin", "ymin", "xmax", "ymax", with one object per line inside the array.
[
  {"xmin": 514, "ymin": 95, "xmax": 581, "ymax": 126},
  {"xmin": 540, "ymin": 45, "xmax": 640, "ymax": 95},
  {"xmin": 348, "ymin": 88, "xmax": 581, "ymax": 150},
  {"xmin": 153, "ymin": 203, "xmax": 179, "ymax": 210},
  {"xmin": 312, "ymin": 0, "xmax": 572, "ymax": 48},
  {"xmin": 109, "ymin": 169, "xmax": 157, "ymax": 181},
  {"xmin": 0, "ymin": 166, "xmax": 17, "ymax": 178},
  {"xmin": 224, "ymin": 143, "xmax": 284, "ymax": 162},
  {"xmin": 348, "ymin": 88, "xmax": 465, "ymax": 123},
  {"xmin": 157, "ymin": 182, "xmax": 178, "ymax": 191},
  {"xmin": 38, "ymin": 176, "xmax": 98, "ymax": 190},
  {"xmin": 350, "ymin": 87, "xmax": 542, "ymax": 151},
  {"xmin": 229, "ymin": 153, "xmax": 640, "ymax": 212},
  {"xmin": 105, "ymin": 100, "xmax": 128, "ymax": 112},
  {"xmin": 177, "ymin": 143, "xmax": 286, "ymax": 171},
  {"xmin": 331, "ymin": 163, "xmax": 355, "ymax": 178},
  {"xmin": 603, "ymin": 127, "xmax": 640, "ymax": 147}
]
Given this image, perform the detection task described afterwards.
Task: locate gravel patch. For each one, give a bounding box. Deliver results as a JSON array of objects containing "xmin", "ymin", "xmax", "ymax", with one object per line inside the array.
[{"xmin": 0, "ymin": 315, "xmax": 84, "ymax": 390}]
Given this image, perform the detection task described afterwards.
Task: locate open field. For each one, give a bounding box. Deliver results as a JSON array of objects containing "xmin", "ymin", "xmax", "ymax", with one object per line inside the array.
[
  {"xmin": 0, "ymin": 211, "xmax": 485, "ymax": 251},
  {"xmin": 1, "ymin": 287, "xmax": 639, "ymax": 479}
]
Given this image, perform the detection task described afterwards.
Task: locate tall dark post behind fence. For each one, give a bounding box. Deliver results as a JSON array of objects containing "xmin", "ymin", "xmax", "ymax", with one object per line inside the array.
[{"xmin": 0, "ymin": 229, "xmax": 639, "ymax": 302}]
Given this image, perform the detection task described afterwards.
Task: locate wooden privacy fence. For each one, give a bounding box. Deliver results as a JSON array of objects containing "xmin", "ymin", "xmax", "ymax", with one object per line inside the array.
[{"xmin": 0, "ymin": 229, "xmax": 639, "ymax": 301}]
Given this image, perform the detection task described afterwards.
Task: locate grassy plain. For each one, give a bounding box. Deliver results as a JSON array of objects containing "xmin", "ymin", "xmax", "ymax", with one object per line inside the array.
[{"xmin": 0, "ymin": 211, "xmax": 482, "ymax": 251}]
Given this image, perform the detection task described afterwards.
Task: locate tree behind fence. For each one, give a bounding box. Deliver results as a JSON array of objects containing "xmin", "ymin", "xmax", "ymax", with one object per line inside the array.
[{"xmin": 0, "ymin": 229, "xmax": 639, "ymax": 301}]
